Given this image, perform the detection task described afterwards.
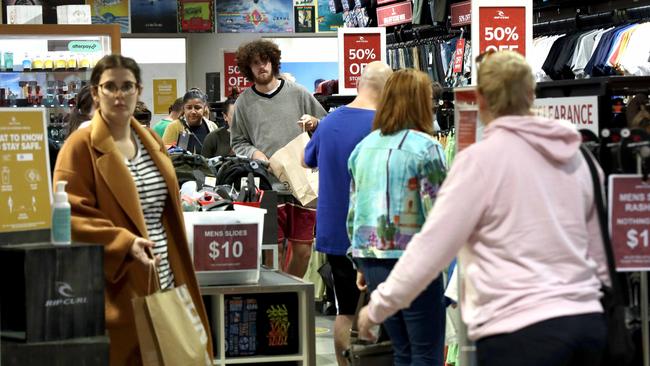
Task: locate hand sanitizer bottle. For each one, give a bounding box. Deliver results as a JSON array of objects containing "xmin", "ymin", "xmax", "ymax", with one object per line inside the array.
[{"xmin": 52, "ymin": 180, "xmax": 71, "ymax": 245}]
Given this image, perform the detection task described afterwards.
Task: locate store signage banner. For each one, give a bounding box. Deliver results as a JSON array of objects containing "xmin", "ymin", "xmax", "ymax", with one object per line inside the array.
[
  {"xmin": 450, "ymin": 1, "xmax": 471, "ymax": 27},
  {"xmin": 533, "ymin": 96, "xmax": 599, "ymax": 136},
  {"xmin": 0, "ymin": 109, "xmax": 52, "ymax": 242},
  {"xmin": 376, "ymin": 1, "xmax": 412, "ymax": 27},
  {"xmin": 222, "ymin": 50, "xmax": 252, "ymax": 99},
  {"xmin": 152, "ymin": 79, "xmax": 177, "ymax": 115},
  {"xmin": 338, "ymin": 27, "xmax": 386, "ymax": 94},
  {"xmin": 87, "ymin": 0, "xmax": 129, "ymax": 33},
  {"xmin": 130, "ymin": 0, "xmax": 177, "ymax": 33},
  {"xmin": 178, "ymin": 0, "xmax": 214, "ymax": 33},
  {"xmin": 608, "ymin": 175, "xmax": 650, "ymax": 272},
  {"xmin": 478, "ymin": 7, "xmax": 526, "ymax": 55},
  {"xmin": 471, "ymin": 0, "xmax": 533, "ymax": 84},
  {"xmin": 216, "ymin": 0, "xmax": 294, "ymax": 33},
  {"xmin": 193, "ymin": 223, "xmax": 258, "ymax": 272},
  {"xmin": 317, "ymin": 0, "xmax": 344, "ymax": 32}
]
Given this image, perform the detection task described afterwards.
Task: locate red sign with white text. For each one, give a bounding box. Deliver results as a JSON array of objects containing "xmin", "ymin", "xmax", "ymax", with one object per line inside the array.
[
  {"xmin": 450, "ymin": 1, "xmax": 471, "ymax": 27},
  {"xmin": 343, "ymin": 33, "xmax": 382, "ymax": 89},
  {"xmin": 223, "ymin": 52, "xmax": 252, "ymax": 98},
  {"xmin": 452, "ymin": 39, "xmax": 466, "ymax": 73},
  {"xmin": 193, "ymin": 224, "xmax": 258, "ymax": 272},
  {"xmin": 609, "ymin": 175, "xmax": 650, "ymax": 271},
  {"xmin": 454, "ymin": 88, "xmax": 478, "ymax": 152},
  {"xmin": 377, "ymin": 1, "xmax": 413, "ymax": 27},
  {"xmin": 479, "ymin": 7, "xmax": 526, "ymax": 56}
]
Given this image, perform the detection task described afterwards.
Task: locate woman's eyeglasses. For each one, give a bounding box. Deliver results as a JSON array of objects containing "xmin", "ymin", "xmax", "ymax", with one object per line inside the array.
[{"xmin": 98, "ymin": 82, "xmax": 139, "ymax": 96}]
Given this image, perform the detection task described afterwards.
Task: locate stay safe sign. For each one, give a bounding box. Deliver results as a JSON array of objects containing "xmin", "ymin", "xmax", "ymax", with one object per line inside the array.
[
  {"xmin": 222, "ymin": 50, "xmax": 252, "ymax": 98},
  {"xmin": 338, "ymin": 27, "xmax": 386, "ymax": 95},
  {"xmin": 609, "ymin": 175, "xmax": 650, "ymax": 272},
  {"xmin": 193, "ymin": 223, "xmax": 258, "ymax": 272}
]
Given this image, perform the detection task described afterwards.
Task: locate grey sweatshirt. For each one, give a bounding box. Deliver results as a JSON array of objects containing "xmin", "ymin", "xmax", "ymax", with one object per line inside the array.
[{"xmin": 230, "ymin": 79, "xmax": 327, "ymax": 158}]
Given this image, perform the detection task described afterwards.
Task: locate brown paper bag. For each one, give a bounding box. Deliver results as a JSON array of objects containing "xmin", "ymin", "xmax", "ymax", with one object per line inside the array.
[
  {"xmin": 132, "ymin": 284, "xmax": 212, "ymax": 366},
  {"xmin": 269, "ymin": 132, "xmax": 319, "ymax": 207}
]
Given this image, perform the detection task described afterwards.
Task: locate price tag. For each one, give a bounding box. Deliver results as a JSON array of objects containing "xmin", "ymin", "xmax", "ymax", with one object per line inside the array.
[
  {"xmin": 609, "ymin": 175, "xmax": 650, "ymax": 272},
  {"xmin": 450, "ymin": 1, "xmax": 471, "ymax": 27},
  {"xmin": 193, "ymin": 223, "xmax": 258, "ymax": 272},
  {"xmin": 478, "ymin": 7, "xmax": 526, "ymax": 55},
  {"xmin": 222, "ymin": 50, "xmax": 252, "ymax": 98},
  {"xmin": 342, "ymin": 33, "xmax": 380, "ymax": 89}
]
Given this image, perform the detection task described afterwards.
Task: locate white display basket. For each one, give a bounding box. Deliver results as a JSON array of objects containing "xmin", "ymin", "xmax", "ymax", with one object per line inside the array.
[{"xmin": 184, "ymin": 205, "xmax": 266, "ymax": 286}]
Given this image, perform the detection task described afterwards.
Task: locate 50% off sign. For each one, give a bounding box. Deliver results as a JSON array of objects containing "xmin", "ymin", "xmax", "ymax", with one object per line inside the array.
[
  {"xmin": 483, "ymin": 26, "xmax": 520, "ymax": 51},
  {"xmin": 479, "ymin": 7, "xmax": 527, "ymax": 56},
  {"xmin": 343, "ymin": 33, "xmax": 381, "ymax": 89}
]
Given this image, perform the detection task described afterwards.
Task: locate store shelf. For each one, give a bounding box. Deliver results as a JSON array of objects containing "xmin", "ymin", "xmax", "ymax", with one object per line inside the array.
[
  {"xmin": 221, "ymin": 354, "xmax": 304, "ymax": 364},
  {"xmin": 201, "ymin": 270, "xmax": 315, "ymax": 366}
]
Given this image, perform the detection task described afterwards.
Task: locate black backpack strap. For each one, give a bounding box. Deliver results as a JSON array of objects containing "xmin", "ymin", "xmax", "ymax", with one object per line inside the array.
[{"xmin": 579, "ymin": 145, "xmax": 625, "ymax": 303}]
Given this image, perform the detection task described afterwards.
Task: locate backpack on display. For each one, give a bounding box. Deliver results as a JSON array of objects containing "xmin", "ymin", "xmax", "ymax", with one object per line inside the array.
[{"xmin": 215, "ymin": 156, "xmax": 289, "ymax": 194}]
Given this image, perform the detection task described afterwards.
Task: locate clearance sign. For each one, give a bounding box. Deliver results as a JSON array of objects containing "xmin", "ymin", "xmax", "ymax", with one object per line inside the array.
[{"xmin": 533, "ymin": 96, "xmax": 599, "ymax": 135}]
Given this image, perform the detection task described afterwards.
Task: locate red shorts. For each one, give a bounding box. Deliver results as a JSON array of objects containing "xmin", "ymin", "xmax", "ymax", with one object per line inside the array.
[{"xmin": 277, "ymin": 202, "xmax": 316, "ymax": 244}]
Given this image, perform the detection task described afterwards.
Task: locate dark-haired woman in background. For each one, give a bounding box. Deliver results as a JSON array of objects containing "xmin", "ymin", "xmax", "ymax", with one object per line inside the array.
[
  {"xmin": 201, "ymin": 98, "xmax": 235, "ymax": 158},
  {"xmin": 162, "ymin": 88, "xmax": 218, "ymax": 154},
  {"xmin": 53, "ymin": 54, "xmax": 212, "ymax": 365},
  {"xmin": 66, "ymin": 84, "xmax": 96, "ymax": 136}
]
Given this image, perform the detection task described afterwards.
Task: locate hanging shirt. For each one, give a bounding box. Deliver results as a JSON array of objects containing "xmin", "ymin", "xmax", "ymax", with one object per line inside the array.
[
  {"xmin": 125, "ymin": 130, "xmax": 174, "ymax": 290},
  {"xmin": 618, "ymin": 22, "xmax": 650, "ymax": 76}
]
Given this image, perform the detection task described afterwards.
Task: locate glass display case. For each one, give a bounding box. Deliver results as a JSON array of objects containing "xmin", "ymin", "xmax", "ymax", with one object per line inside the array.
[{"xmin": 0, "ymin": 25, "xmax": 120, "ymax": 145}]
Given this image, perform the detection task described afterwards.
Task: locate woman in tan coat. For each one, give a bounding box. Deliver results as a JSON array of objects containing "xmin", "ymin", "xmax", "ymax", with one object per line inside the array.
[{"xmin": 54, "ymin": 54, "xmax": 213, "ymax": 365}]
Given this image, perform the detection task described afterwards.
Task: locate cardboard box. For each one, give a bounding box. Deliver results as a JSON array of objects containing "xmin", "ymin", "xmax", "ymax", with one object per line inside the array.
[
  {"xmin": 6, "ymin": 5, "xmax": 43, "ymax": 24},
  {"xmin": 1, "ymin": 336, "xmax": 109, "ymax": 366},
  {"xmin": 56, "ymin": 5, "xmax": 91, "ymax": 24},
  {"xmin": 0, "ymin": 243, "xmax": 105, "ymax": 343}
]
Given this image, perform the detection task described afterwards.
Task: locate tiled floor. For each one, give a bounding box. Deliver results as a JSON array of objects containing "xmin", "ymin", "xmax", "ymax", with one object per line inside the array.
[{"xmin": 315, "ymin": 315, "xmax": 338, "ymax": 366}]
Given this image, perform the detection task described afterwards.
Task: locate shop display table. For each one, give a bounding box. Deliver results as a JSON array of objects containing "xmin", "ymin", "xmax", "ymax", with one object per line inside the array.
[{"xmin": 201, "ymin": 269, "xmax": 315, "ymax": 366}]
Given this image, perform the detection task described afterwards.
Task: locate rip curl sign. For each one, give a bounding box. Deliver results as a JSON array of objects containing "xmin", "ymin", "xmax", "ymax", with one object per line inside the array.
[{"xmin": 68, "ymin": 41, "xmax": 101, "ymax": 53}]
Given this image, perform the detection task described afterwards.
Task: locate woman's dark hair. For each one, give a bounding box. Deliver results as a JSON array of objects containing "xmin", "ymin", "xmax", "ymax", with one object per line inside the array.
[
  {"xmin": 236, "ymin": 39, "xmax": 281, "ymax": 82},
  {"xmin": 223, "ymin": 97, "xmax": 236, "ymax": 113},
  {"xmin": 169, "ymin": 97, "xmax": 184, "ymax": 114},
  {"xmin": 134, "ymin": 101, "xmax": 152, "ymax": 127},
  {"xmin": 66, "ymin": 85, "xmax": 95, "ymax": 137},
  {"xmin": 183, "ymin": 88, "xmax": 207, "ymax": 104},
  {"xmin": 90, "ymin": 54, "xmax": 142, "ymax": 86}
]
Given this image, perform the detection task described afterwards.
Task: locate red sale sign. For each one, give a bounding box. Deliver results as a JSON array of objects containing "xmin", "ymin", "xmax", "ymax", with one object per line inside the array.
[
  {"xmin": 609, "ymin": 175, "xmax": 650, "ymax": 271},
  {"xmin": 450, "ymin": 1, "xmax": 471, "ymax": 27},
  {"xmin": 479, "ymin": 7, "xmax": 526, "ymax": 56},
  {"xmin": 193, "ymin": 223, "xmax": 258, "ymax": 272},
  {"xmin": 452, "ymin": 39, "xmax": 466, "ymax": 73},
  {"xmin": 342, "ymin": 33, "xmax": 381, "ymax": 89},
  {"xmin": 223, "ymin": 51, "xmax": 252, "ymax": 98},
  {"xmin": 377, "ymin": 1, "xmax": 413, "ymax": 27}
]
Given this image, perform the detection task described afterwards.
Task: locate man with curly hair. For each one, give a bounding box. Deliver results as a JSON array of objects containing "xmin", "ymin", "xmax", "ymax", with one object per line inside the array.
[{"xmin": 231, "ymin": 39, "xmax": 327, "ymax": 277}]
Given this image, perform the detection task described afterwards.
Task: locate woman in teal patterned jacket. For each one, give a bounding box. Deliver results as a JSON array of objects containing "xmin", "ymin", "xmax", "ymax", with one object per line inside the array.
[{"xmin": 348, "ymin": 69, "xmax": 447, "ymax": 366}]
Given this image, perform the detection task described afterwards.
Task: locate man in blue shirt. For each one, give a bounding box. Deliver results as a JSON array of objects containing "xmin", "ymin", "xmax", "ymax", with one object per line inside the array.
[{"xmin": 303, "ymin": 61, "xmax": 393, "ymax": 366}]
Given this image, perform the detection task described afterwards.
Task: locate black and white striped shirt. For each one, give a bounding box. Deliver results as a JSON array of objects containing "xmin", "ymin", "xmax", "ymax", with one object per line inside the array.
[{"xmin": 126, "ymin": 130, "xmax": 175, "ymax": 290}]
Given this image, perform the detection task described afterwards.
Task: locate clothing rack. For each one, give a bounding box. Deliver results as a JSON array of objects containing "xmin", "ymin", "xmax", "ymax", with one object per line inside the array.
[
  {"xmin": 533, "ymin": 5, "xmax": 650, "ymax": 35},
  {"xmin": 386, "ymin": 24, "xmax": 462, "ymax": 46}
]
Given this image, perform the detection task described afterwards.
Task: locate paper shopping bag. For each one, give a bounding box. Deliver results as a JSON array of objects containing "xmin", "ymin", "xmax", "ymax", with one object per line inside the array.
[
  {"xmin": 269, "ymin": 132, "xmax": 319, "ymax": 207},
  {"xmin": 132, "ymin": 285, "xmax": 212, "ymax": 366}
]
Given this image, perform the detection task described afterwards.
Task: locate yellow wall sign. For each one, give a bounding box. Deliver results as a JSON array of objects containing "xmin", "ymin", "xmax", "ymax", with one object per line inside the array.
[
  {"xmin": 0, "ymin": 109, "xmax": 52, "ymax": 240},
  {"xmin": 153, "ymin": 79, "xmax": 178, "ymax": 115}
]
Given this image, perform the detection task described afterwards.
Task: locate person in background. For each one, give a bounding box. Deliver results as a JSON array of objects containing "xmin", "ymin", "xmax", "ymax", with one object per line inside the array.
[
  {"xmin": 347, "ymin": 68, "xmax": 448, "ymax": 366},
  {"xmin": 133, "ymin": 101, "xmax": 152, "ymax": 128},
  {"xmin": 302, "ymin": 61, "xmax": 393, "ymax": 366},
  {"xmin": 54, "ymin": 54, "xmax": 212, "ymax": 365},
  {"xmin": 163, "ymin": 88, "xmax": 218, "ymax": 154},
  {"xmin": 230, "ymin": 39, "xmax": 327, "ymax": 277},
  {"xmin": 202, "ymin": 98, "xmax": 235, "ymax": 158},
  {"xmin": 357, "ymin": 51, "xmax": 610, "ymax": 366},
  {"xmin": 66, "ymin": 84, "xmax": 95, "ymax": 136},
  {"xmin": 153, "ymin": 97, "xmax": 183, "ymax": 137}
]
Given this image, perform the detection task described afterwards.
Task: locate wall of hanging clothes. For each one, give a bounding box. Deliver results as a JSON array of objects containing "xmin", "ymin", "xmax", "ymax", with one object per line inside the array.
[
  {"xmin": 532, "ymin": 5, "xmax": 650, "ymax": 81},
  {"xmin": 386, "ymin": 32, "xmax": 471, "ymax": 87}
]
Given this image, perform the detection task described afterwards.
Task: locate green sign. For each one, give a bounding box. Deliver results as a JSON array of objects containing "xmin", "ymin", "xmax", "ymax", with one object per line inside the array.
[{"xmin": 68, "ymin": 41, "xmax": 101, "ymax": 53}]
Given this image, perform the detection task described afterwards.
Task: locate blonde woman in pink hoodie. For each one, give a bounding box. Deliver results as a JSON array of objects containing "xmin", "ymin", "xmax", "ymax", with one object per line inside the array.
[{"xmin": 357, "ymin": 51, "xmax": 610, "ymax": 366}]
